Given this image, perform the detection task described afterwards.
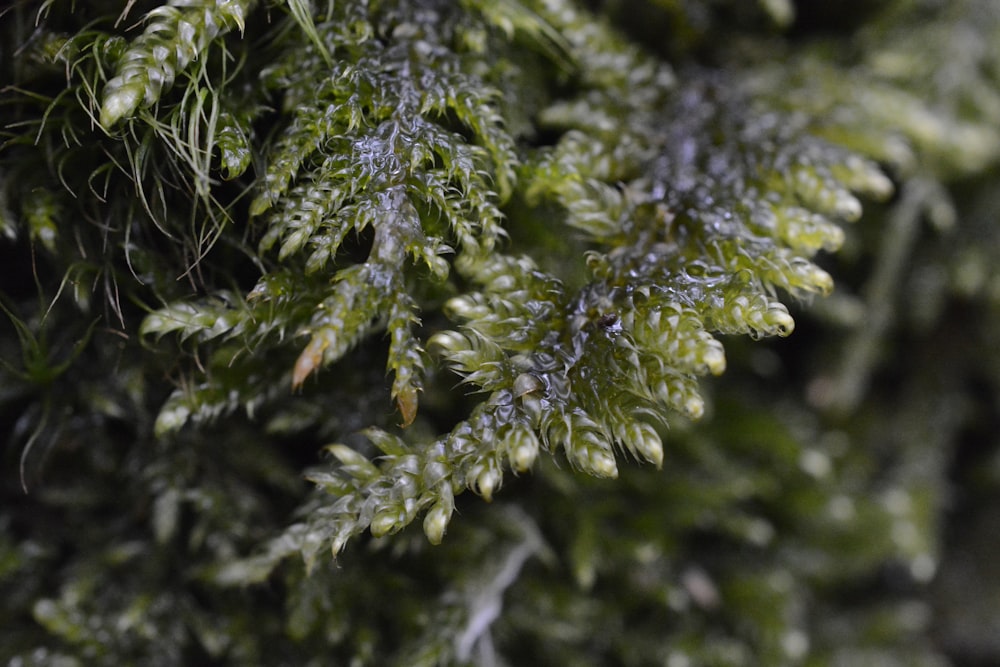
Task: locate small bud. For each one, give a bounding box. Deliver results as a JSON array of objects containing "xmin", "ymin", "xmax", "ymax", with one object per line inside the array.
[
  {"xmin": 626, "ymin": 422, "xmax": 664, "ymax": 468},
  {"xmin": 370, "ymin": 508, "xmax": 406, "ymax": 538},
  {"xmin": 423, "ymin": 501, "xmax": 452, "ymax": 545},
  {"xmin": 765, "ymin": 306, "xmax": 795, "ymax": 337},
  {"xmin": 427, "ymin": 330, "xmax": 469, "ymax": 356},
  {"xmin": 424, "ymin": 254, "xmax": 451, "ymax": 282},
  {"xmin": 808, "ymin": 266, "xmax": 834, "ymax": 295},
  {"xmin": 584, "ymin": 448, "xmax": 619, "ymax": 478},
  {"xmin": 572, "ymin": 426, "xmax": 619, "ymax": 478},
  {"xmin": 684, "ymin": 395, "xmax": 705, "ymax": 420},
  {"xmin": 824, "ymin": 225, "xmax": 846, "ymax": 252},
  {"xmin": 100, "ymin": 82, "xmax": 142, "ymax": 129},
  {"xmin": 865, "ymin": 170, "xmax": 895, "ymax": 201},
  {"xmin": 833, "ymin": 193, "xmax": 862, "ymax": 222},
  {"xmin": 473, "ymin": 467, "xmax": 500, "ymax": 502},
  {"xmin": 507, "ymin": 425, "xmax": 540, "ymax": 473},
  {"xmin": 701, "ymin": 341, "xmax": 726, "ymax": 375}
]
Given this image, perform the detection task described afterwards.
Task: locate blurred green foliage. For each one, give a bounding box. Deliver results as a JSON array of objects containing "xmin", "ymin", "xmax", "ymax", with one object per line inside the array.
[{"xmin": 2, "ymin": 0, "xmax": 1000, "ymax": 664}]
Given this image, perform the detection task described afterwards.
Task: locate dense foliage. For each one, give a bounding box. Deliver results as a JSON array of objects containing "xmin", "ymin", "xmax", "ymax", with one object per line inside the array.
[{"xmin": 2, "ymin": 0, "xmax": 1000, "ymax": 664}]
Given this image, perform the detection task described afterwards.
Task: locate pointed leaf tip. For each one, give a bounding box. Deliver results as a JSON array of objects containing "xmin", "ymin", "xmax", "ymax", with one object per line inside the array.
[{"xmin": 292, "ymin": 337, "xmax": 328, "ymax": 389}]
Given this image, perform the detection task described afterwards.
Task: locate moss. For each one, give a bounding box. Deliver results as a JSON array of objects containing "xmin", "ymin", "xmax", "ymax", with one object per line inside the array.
[{"xmin": 3, "ymin": 0, "xmax": 1000, "ymax": 664}]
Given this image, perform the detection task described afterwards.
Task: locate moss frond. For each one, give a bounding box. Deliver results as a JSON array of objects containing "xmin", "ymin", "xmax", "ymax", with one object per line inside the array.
[
  {"xmin": 99, "ymin": 0, "xmax": 255, "ymax": 129},
  {"xmin": 6, "ymin": 1, "xmax": 1000, "ymax": 662},
  {"xmin": 144, "ymin": 1, "xmax": 520, "ymax": 430}
]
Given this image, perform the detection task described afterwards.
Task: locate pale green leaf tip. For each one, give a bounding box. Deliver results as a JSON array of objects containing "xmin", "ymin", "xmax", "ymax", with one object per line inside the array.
[{"xmin": 99, "ymin": 86, "xmax": 141, "ymax": 129}]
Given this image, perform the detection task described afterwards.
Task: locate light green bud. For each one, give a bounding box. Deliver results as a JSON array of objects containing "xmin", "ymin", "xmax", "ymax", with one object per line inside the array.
[
  {"xmin": 476, "ymin": 468, "xmax": 500, "ymax": 502},
  {"xmin": 625, "ymin": 421, "xmax": 664, "ymax": 468},
  {"xmin": 423, "ymin": 501, "xmax": 453, "ymax": 545},
  {"xmin": 428, "ymin": 330, "xmax": 470, "ymax": 355},
  {"xmin": 370, "ymin": 508, "xmax": 406, "ymax": 538},
  {"xmin": 507, "ymin": 424, "xmax": 540, "ymax": 473}
]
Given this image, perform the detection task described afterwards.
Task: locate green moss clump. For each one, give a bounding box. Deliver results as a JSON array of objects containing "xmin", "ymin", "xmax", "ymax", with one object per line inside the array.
[{"xmin": 2, "ymin": 0, "xmax": 1000, "ymax": 664}]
